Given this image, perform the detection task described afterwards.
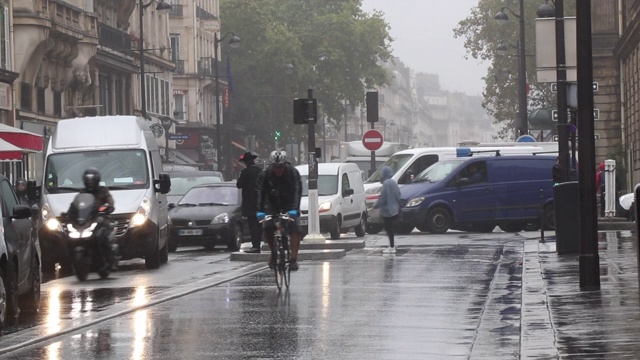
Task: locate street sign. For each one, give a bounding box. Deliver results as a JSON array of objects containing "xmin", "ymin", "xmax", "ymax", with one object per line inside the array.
[
  {"xmin": 552, "ymin": 109, "xmax": 598, "ymax": 121},
  {"xmin": 552, "ymin": 133, "xmax": 600, "ymax": 142},
  {"xmin": 551, "ymin": 82, "xmax": 598, "ymax": 92},
  {"xmin": 168, "ymin": 133, "xmax": 190, "ymax": 140},
  {"xmin": 362, "ymin": 129, "xmax": 384, "ymax": 151},
  {"xmin": 516, "ymin": 135, "xmax": 536, "ymax": 143}
]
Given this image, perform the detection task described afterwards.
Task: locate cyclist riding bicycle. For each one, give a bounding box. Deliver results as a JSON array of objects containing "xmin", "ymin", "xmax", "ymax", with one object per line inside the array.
[{"xmin": 256, "ymin": 150, "xmax": 303, "ymax": 271}]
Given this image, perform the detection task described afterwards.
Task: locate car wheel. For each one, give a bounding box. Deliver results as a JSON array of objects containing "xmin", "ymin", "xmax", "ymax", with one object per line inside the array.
[
  {"xmin": 160, "ymin": 240, "xmax": 169, "ymax": 264},
  {"xmin": 499, "ymin": 222, "xmax": 525, "ymax": 233},
  {"xmin": 330, "ymin": 218, "xmax": 341, "ymax": 240},
  {"xmin": 145, "ymin": 234, "xmax": 161, "ymax": 270},
  {"xmin": 426, "ymin": 207, "xmax": 451, "ymax": 234},
  {"xmin": 6, "ymin": 260, "xmax": 19, "ymax": 322},
  {"xmin": 0, "ymin": 266, "xmax": 7, "ymax": 331},
  {"xmin": 366, "ymin": 223, "xmax": 383, "ymax": 235},
  {"xmin": 354, "ymin": 215, "xmax": 366, "ymax": 237},
  {"xmin": 227, "ymin": 224, "xmax": 242, "ymax": 251},
  {"xmin": 168, "ymin": 238, "xmax": 178, "ymax": 253},
  {"xmin": 544, "ymin": 205, "xmax": 556, "ymax": 230},
  {"xmin": 19, "ymin": 254, "xmax": 41, "ymax": 313}
]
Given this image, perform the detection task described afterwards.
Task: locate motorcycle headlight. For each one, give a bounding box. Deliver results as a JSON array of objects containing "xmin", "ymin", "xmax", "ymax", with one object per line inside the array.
[
  {"xmin": 211, "ymin": 213, "xmax": 229, "ymax": 224},
  {"xmin": 319, "ymin": 201, "xmax": 332, "ymax": 213},
  {"xmin": 406, "ymin": 197, "xmax": 425, "ymax": 207},
  {"xmin": 45, "ymin": 218, "xmax": 62, "ymax": 231},
  {"xmin": 130, "ymin": 197, "xmax": 151, "ymax": 227}
]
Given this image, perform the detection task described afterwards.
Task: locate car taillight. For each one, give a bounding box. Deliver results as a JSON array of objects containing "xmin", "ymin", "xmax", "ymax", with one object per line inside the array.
[{"xmin": 366, "ymin": 194, "xmax": 380, "ymax": 201}]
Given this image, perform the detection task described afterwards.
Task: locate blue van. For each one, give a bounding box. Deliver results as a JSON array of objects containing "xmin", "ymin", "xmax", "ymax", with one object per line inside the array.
[{"xmin": 397, "ymin": 155, "xmax": 557, "ymax": 234}]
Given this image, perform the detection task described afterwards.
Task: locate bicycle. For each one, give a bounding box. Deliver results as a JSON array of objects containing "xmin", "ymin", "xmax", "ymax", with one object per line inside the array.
[{"xmin": 261, "ymin": 213, "xmax": 293, "ymax": 290}]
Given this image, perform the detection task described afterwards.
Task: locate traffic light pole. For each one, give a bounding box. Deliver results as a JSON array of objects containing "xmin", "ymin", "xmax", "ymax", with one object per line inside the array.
[{"xmin": 303, "ymin": 89, "xmax": 325, "ymax": 243}]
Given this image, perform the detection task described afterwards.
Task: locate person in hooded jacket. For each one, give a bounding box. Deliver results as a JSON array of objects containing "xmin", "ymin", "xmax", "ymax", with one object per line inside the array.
[
  {"xmin": 373, "ymin": 166, "xmax": 401, "ymax": 254},
  {"xmin": 15, "ymin": 178, "xmax": 30, "ymax": 206}
]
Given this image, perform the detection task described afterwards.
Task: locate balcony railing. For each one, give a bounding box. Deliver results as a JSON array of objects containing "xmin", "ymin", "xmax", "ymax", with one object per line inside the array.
[
  {"xmin": 174, "ymin": 60, "xmax": 184, "ymax": 74},
  {"xmin": 197, "ymin": 59, "xmax": 212, "ymax": 76},
  {"xmin": 196, "ymin": 6, "xmax": 217, "ymax": 20},
  {"xmin": 169, "ymin": 4, "xmax": 183, "ymax": 17},
  {"xmin": 99, "ymin": 23, "xmax": 131, "ymax": 51}
]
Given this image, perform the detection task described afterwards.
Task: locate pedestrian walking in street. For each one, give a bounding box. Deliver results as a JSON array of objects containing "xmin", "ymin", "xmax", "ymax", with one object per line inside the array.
[
  {"xmin": 236, "ymin": 151, "xmax": 263, "ymax": 253},
  {"xmin": 14, "ymin": 178, "xmax": 30, "ymax": 206},
  {"xmin": 373, "ymin": 166, "xmax": 401, "ymax": 254}
]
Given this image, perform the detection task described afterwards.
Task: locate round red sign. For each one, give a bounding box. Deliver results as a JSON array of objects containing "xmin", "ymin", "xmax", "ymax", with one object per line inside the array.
[{"xmin": 362, "ymin": 129, "xmax": 384, "ymax": 151}]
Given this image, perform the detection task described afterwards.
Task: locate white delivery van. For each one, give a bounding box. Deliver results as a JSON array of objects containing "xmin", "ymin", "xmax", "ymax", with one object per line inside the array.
[
  {"xmin": 364, "ymin": 145, "xmax": 544, "ymax": 234},
  {"xmin": 38, "ymin": 116, "xmax": 171, "ymax": 271},
  {"xmin": 296, "ymin": 163, "xmax": 367, "ymax": 239}
]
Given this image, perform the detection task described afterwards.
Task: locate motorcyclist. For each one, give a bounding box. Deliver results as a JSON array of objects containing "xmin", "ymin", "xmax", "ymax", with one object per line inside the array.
[
  {"xmin": 69, "ymin": 168, "xmax": 117, "ymax": 271},
  {"xmin": 14, "ymin": 178, "xmax": 30, "ymax": 206}
]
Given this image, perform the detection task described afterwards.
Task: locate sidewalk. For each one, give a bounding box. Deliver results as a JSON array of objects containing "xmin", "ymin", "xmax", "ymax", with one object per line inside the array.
[{"xmin": 521, "ymin": 230, "xmax": 640, "ymax": 359}]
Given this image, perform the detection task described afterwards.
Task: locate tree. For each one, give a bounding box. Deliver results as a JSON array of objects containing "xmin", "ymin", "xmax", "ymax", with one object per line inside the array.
[
  {"xmin": 220, "ymin": 0, "xmax": 393, "ymax": 154},
  {"xmin": 453, "ymin": 0, "xmax": 576, "ymax": 140}
]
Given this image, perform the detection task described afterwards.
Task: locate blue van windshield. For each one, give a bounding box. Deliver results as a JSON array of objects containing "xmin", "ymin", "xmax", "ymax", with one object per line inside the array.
[
  {"xmin": 45, "ymin": 150, "xmax": 149, "ymax": 193},
  {"xmin": 412, "ymin": 159, "xmax": 467, "ymax": 183},
  {"xmin": 365, "ymin": 154, "xmax": 412, "ymax": 183}
]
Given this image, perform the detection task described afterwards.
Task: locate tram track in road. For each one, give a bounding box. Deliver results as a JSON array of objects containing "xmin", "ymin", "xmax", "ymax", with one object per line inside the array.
[{"xmin": 0, "ymin": 262, "xmax": 267, "ymax": 357}]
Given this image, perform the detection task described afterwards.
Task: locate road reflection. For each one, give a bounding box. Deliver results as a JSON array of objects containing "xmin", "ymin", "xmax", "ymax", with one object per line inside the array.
[{"xmin": 132, "ymin": 287, "xmax": 149, "ymax": 360}]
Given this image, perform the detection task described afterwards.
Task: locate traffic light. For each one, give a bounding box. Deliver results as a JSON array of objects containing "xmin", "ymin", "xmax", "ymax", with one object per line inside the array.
[
  {"xmin": 274, "ymin": 130, "xmax": 281, "ymax": 141},
  {"xmin": 552, "ymin": 163, "xmax": 563, "ymax": 185},
  {"xmin": 293, "ymin": 98, "xmax": 317, "ymax": 124}
]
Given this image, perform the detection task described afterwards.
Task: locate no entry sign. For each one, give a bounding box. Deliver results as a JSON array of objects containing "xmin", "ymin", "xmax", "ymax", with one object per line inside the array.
[{"xmin": 362, "ymin": 129, "xmax": 384, "ymax": 151}]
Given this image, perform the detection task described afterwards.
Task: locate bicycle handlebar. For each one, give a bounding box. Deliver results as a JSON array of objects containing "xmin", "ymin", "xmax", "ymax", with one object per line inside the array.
[{"xmin": 259, "ymin": 213, "xmax": 295, "ymax": 223}]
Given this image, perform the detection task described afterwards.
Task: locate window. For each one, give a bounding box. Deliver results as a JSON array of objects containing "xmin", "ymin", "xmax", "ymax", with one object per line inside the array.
[
  {"xmin": 53, "ymin": 91, "xmax": 62, "ymax": 117},
  {"xmin": 170, "ymin": 34, "xmax": 180, "ymax": 61},
  {"xmin": 144, "ymin": 75, "xmax": 171, "ymax": 116},
  {"xmin": 99, "ymin": 73, "xmax": 113, "ymax": 115},
  {"xmin": 0, "ymin": 6, "xmax": 10, "ymax": 69},
  {"xmin": 1, "ymin": 179, "xmax": 17, "ymax": 216},
  {"xmin": 37, "ymin": 87, "xmax": 45, "ymax": 114},
  {"xmin": 174, "ymin": 93, "xmax": 186, "ymax": 121},
  {"xmin": 341, "ymin": 173, "xmax": 350, "ymax": 193}
]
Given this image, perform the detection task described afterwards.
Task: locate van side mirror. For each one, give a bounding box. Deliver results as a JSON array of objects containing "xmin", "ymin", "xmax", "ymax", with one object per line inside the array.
[
  {"xmin": 342, "ymin": 188, "xmax": 354, "ymax": 197},
  {"xmin": 12, "ymin": 205, "xmax": 32, "ymax": 219},
  {"xmin": 168, "ymin": 203, "xmax": 176, "ymax": 210},
  {"xmin": 155, "ymin": 173, "xmax": 171, "ymax": 194}
]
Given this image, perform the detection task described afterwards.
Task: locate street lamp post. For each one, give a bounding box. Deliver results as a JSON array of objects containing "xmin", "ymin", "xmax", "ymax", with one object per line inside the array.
[
  {"xmin": 138, "ymin": 0, "xmax": 172, "ymax": 119},
  {"xmin": 213, "ymin": 32, "xmax": 240, "ymax": 178},
  {"xmin": 495, "ymin": 0, "xmax": 528, "ymax": 138}
]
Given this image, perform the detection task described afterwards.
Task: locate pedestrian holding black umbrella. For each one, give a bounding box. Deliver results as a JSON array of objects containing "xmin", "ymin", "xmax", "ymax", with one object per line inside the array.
[{"xmin": 237, "ymin": 151, "xmax": 263, "ymax": 253}]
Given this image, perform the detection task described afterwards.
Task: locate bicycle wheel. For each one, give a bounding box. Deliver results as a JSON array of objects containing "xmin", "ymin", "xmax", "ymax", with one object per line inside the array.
[
  {"xmin": 282, "ymin": 236, "xmax": 291, "ymax": 288},
  {"xmin": 273, "ymin": 236, "xmax": 284, "ymax": 290}
]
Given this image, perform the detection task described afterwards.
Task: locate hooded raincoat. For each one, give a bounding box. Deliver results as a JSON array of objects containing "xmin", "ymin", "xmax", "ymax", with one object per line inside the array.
[{"xmin": 374, "ymin": 166, "xmax": 401, "ymax": 218}]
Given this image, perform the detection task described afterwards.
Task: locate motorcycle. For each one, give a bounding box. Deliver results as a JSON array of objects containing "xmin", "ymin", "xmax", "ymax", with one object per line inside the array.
[{"xmin": 61, "ymin": 193, "xmax": 117, "ymax": 281}]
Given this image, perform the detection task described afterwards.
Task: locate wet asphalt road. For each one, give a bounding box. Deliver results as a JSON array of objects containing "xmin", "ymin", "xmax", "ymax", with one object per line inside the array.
[
  {"xmin": 0, "ymin": 232, "xmax": 527, "ymax": 359},
  {"xmin": 2, "ymin": 230, "xmax": 640, "ymax": 358}
]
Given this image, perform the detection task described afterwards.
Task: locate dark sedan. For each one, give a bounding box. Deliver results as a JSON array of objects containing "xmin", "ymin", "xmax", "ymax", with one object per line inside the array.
[{"xmin": 168, "ymin": 183, "xmax": 250, "ymax": 252}]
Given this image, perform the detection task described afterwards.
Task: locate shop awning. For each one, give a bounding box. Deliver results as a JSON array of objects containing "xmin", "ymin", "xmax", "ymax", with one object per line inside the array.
[
  {"xmin": 0, "ymin": 138, "xmax": 35, "ymax": 162},
  {"xmin": 0, "ymin": 124, "xmax": 43, "ymax": 152}
]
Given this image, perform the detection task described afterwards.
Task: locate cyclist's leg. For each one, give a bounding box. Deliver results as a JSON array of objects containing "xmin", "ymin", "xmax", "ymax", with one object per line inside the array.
[
  {"xmin": 263, "ymin": 222, "xmax": 276, "ymax": 266},
  {"xmin": 288, "ymin": 219, "xmax": 302, "ymax": 270}
]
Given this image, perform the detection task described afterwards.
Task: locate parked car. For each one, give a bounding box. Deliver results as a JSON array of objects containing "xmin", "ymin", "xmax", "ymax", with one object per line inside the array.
[
  {"xmin": 397, "ymin": 155, "xmax": 557, "ymax": 234},
  {"xmin": 296, "ymin": 162, "xmax": 367, "ymax": 239},
  {"xmin": 167, "ymin": 171, "xmax": 224, "ymax": 205},
  {"xmin": 168, "ymin": 183, "xmax": 249, "ymax": 252},
  {"xmin": 0, "ymin": 174, "xmax": 41, "ymax": 329}
]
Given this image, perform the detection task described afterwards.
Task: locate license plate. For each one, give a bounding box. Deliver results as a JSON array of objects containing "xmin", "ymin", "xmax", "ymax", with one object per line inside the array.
[
  {"xmin": 179, "ymin": 229, "xmax": 203, "ymax": 236},
  {"xmin": 299, "ymin": 219, "xmax": 308, "ymax": 226}
]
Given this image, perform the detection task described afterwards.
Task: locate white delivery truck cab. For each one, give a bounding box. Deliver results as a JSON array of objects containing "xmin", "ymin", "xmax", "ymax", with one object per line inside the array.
[
  {"xmin": 364, "ymin": 145, "xmax": 544, "ymax": 234},
  {"xmin": 38, "ymin": 116, "xmax": 171, "ymax": 271},
  {"xmin": 343, "ymin": 141, "xmax": 405, "ymax": 179}
]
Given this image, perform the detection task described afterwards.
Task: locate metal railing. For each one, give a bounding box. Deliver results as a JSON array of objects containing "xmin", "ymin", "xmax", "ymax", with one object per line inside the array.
[{"xmin": 98, "ymin": 23, "xmax": 131, "ymax": 51}]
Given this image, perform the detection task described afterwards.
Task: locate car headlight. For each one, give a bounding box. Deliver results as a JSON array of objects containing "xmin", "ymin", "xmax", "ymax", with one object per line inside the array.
[
  {"xmin": 45, "ymin": 218, "xmax": 62, "ymax": 231},
  {"xmin": 167, "ymin": 216, "xmax": 172, "ymax": 225},
  {"xmin": 211, "ymin": 213, "xmax": 229, "ymax": 224},
  {"xmin": 318, "ymin": 201, "xmax": 332, "ymax": 213},
  {"xmin": 406, "ymin": 197, "xmax": 425, "ymax": 207},
  {"xmin": 130, "ymin": 197, "xmax": 151, "ymax": 227}
]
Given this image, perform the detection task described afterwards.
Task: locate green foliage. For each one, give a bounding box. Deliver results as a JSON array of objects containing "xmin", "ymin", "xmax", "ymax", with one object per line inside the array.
[
  {"xmin": 453, "ymin": 0, "xmax": 576, "ymax": 140},
  {"xmin": 220, "ymin": 0, "xmax": 393, "ymax": 154}
]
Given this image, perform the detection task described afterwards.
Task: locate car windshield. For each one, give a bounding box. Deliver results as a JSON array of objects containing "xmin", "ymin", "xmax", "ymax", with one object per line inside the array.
[
  {"xmin": 179, "ymin": 186, "xmax": 238, "ymax": 205},
  {"xmin": 300, "ymin": 175, "xmax": 338, "ymax": 196},
  {"xmin": 346, "ymin": 160, "xmax": 385, "ymax": 176},
  {"xmin": 44, "ymin": 150, "xmax": 149, "ymax": 193},
  {"xmin": 412, "ymin": 159, "xmax": 467, "ymax": 183},
  {"xmin": 169, "ymin": 176, "xmax": 223, "ymax": 196},
  {"xmin": 365, "ymin": 154, "xmax": 412, "ymax": 183}
]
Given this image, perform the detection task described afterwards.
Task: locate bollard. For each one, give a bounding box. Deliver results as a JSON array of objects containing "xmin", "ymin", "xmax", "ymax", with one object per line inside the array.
[
  {"xmin": 539, "ymin": 189, "xmax": 545, "ymax": 243},
  {"xmin": 554, "ymin": 181, "xmax": 580, "ymax": 255},
  {"xmin": 604, "ymin": 159, "xmax": 616, "ymax": 218}
]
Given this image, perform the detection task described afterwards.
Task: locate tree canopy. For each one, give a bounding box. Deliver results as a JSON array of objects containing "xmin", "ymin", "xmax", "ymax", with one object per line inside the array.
[
  {"xmin": 220, "ymin": 0, "xmax": 393, "ymax": 152},
  {"xmin": 454, "ymin": 0, "xmax": 575, "ymax": 140}
]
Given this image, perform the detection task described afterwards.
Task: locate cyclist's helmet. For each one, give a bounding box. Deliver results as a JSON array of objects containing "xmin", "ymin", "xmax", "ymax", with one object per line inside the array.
[
  {"xmin": 83, "ymin": 167, "xmax": 101, "ymax": 191},
  {"xmin": 269, "ymin": 150, "xmax": 287, "ymax": 165}
]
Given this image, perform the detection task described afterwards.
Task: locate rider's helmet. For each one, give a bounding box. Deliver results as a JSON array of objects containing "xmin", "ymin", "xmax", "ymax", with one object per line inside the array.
[
  {"xmin": 269, "ymin": 150, "xmax": 287, "ymax": 165},
  {"xmin": 83, "ymin": 167, "xmax": 101, "ymax": 191}
]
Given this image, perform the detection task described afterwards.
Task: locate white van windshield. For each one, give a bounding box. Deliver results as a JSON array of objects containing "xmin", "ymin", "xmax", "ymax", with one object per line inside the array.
[
  {"xmin": 300, "ymin": 175, "xmax": 338, "ymax": 196},
  {"xmin": 365, "ymin": 154, "xmax": 412, "ymax": 183},
  {"xmin": 412, "ymin": 159, "xmax": 467, "ymax": 183},
  {"xmin": 346, "ymin": 159, "xmax": 386, "ymax": 175},
  {"xmin": 45, "ymin": 150, "xmax": 149, "ymax": 193}
]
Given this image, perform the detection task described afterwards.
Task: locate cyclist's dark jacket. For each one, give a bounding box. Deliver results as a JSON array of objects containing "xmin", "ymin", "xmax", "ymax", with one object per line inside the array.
[{"xmin": 256, "ymin": 164, "xmax": 301, "ymax": 214}]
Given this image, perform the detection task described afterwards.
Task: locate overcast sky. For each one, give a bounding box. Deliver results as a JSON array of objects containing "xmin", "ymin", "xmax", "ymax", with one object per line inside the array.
[{"xmin": 361, "ymin": 0, "xmax": 488, "ymax": 96}]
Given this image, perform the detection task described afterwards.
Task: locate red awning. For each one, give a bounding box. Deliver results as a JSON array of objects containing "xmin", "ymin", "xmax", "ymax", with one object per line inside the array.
[
  {"xmin": 0, "ymin": 124, "xmax": 43, "ymax": 152},
  {"xmin": 0, "ymin": 138, "xmax": 32, "ymax": 162}
]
